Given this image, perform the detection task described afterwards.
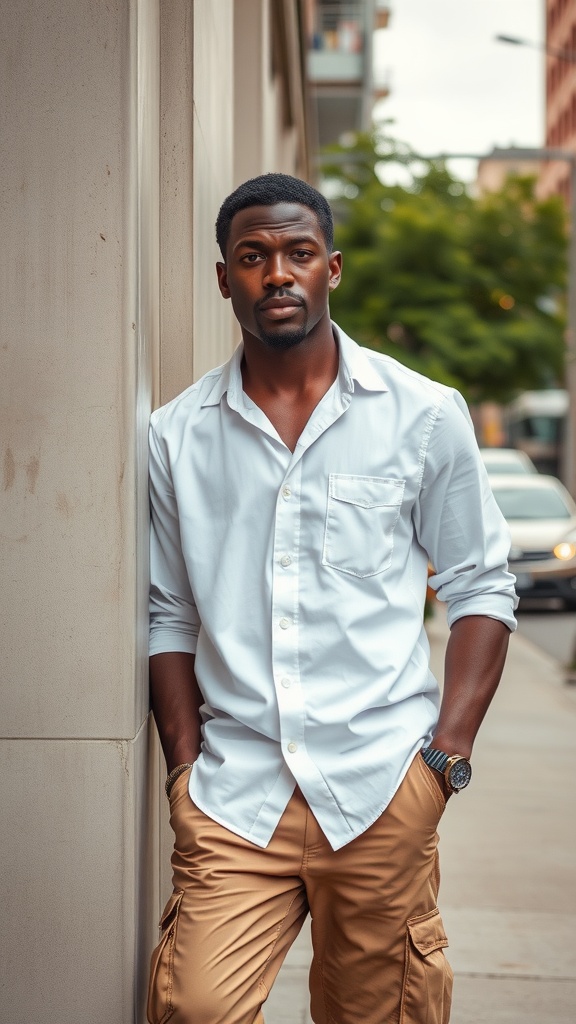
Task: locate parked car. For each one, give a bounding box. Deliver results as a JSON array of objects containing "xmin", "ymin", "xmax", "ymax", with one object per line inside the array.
[
  {"xmin": 480, "ymin": 447, "xmax": 538, "ymax": 476},
  {"xmin": 489, "ymin": 474, "xmax": 576, "ymax": 608}
]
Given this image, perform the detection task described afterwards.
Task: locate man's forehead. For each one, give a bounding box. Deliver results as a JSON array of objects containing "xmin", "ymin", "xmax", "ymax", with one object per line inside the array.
[{"xmin": 229, "ymin": 202, "xmax": 321, "ymax": 240}]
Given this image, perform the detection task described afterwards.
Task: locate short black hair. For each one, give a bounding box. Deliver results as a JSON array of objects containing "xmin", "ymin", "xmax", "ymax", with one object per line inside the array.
[{"xmin": 215, "ymin": 173, "xmax": 334, "ymax": 258}]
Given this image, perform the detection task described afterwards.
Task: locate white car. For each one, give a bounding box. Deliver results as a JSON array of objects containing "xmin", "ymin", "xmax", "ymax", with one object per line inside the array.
[
  {"xmin": 489, "ymin": 474, "xmax": 576, "ymax": 608},
  {"xmin": 480, "ymin": 447, "xmax": 538, "ymax": 476}
]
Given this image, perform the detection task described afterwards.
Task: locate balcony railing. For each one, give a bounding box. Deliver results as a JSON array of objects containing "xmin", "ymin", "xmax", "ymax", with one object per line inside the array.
[{"xmin": 309, "ymin": 3, "xmax": 366, "ymax": 56}]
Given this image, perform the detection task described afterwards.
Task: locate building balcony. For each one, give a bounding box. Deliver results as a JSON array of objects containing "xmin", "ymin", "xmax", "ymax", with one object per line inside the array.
[
  {"xmin": 375, "ymin": 2, "xmax": 391, "ymax": 30},
  {"xmin": 307, "ymin": 1, "xmax": 392, "ymax": 145},
  {"xmin": 308, "ymin": 49, "xmax": 364, "ymax": 83}
]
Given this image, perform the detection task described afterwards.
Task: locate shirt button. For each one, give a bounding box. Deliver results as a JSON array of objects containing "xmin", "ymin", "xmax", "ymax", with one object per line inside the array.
[
  {"xmin": 287, "ymin": 741, "xmax": 298, "ymax": 753},
  {"xmin": 281, "ymin": 677, "xmax": 291, "ymax": 688},
  {"xmin": 282, "ymin": 486, "xmax": 292, "ymax": 499},
  {"xmin": 280, "ymin": 555, "xmax": 292, "ymax": 567},
  {"xmin": 279, "ymin": 617, "xmax": 291, "ymax": 629}
]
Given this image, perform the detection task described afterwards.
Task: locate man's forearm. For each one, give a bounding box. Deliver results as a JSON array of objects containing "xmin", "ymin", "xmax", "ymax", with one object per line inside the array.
[
  {"xmin": 150, "ymin": 651, "xmax": 203, "ymax": 773},
  {"xmin": 431, "ymin": 614, "xmax": 511, "ymax": 759}
]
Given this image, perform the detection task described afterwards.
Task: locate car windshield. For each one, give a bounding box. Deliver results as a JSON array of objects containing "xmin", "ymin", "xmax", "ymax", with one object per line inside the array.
[
  {"xmin": 493, "ymin": 486, "xmax": 572, "ymax": 520},
  {"xmin": 484, "ymin": 460, "xmax": 528, "ymax": 474}
]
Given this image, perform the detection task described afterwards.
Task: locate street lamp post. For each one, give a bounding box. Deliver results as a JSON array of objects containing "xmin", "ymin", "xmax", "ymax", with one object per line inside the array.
[
  {"xmin": 416, "ymin": 146, "xmax": 576, "ymax": 496},
  {"xmin": 490, "ymin": 35, "xmax": 576, "ymax": 490},
  {"xmin": 489, "ymin": 149, "xmax": 576, "ymax": 498},
  {"xmin": 319, "ymin": 140, "xmax": 576, "ymax": 492}
]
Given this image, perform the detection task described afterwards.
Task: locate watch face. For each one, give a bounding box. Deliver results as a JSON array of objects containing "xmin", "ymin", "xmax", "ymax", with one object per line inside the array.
[{"xmin": 448, "ymin": 758, "xmax": 472, "ymax": 791}]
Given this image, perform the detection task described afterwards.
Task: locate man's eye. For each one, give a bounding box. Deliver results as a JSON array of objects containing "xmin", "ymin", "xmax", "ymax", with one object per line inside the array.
[
  {"xmin": 241, "ymin": 253, "xmax": 263, "ymax": 263},
  {"xmin": 292, "ymin": 250, "xmax": 312, "ymax": 259}
]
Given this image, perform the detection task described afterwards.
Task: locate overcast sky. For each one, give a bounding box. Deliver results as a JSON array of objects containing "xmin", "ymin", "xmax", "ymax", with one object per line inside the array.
[{"xmin": 372, "ymin": 0, "xmax": 544, "ymax": 183}]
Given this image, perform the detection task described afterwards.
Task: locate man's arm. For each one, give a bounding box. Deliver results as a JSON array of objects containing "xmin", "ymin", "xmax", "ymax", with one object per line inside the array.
[
  {"xmin": 412, "ymin": 392, "xmax": 516, "ymax": 794},
  {"xmin": 150, "ymin": 652, "xmax": 203, "ymax": 773},
  {"xmin": 432, "ymin": 614, "xmax": 511, "ymax": 761},
  {"xmin": 148, "ymin": 418, "xmax": 203, "ymax": 774}
]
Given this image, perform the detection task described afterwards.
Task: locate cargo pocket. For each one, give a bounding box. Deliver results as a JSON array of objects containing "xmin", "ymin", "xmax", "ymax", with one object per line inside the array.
[
  {"xmin": 400, "ymin": 908, "xmax": 453, "ymax": 1024},
  {"xmin": 147, "ymin": 889, "xmax": 184, "ymax": 1024},
  {"xmin": 322, "ymin": 474, "xmax": 404, "ymax": 577}
]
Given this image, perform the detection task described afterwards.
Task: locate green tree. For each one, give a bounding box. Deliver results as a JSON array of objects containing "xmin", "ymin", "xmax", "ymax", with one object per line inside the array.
[{"xmin": 323, "ymin": 131, "xmax": 567, "ymax": 403}]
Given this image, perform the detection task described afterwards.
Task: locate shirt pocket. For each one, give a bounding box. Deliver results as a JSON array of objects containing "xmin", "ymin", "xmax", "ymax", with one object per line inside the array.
[{"xmin": 322, "ymin": 474, "xmax": 405, "ymax": 578}]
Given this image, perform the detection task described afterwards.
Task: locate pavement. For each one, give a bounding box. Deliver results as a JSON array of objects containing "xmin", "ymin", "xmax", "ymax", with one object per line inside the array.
[{"xmin": 263, "ymin": 605, "xmax": 576, "ymax": 1023}]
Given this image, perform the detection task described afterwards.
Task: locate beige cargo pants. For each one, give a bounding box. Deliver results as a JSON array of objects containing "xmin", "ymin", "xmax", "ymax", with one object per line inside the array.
[{"xmin": 147, "ymin": 752, "xmax": 452, "ymax": 1024}]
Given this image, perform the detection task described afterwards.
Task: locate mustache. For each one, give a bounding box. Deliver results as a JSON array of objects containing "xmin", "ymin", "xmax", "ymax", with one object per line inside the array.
[{"xmin": 255, "ymin": 288, "xmax": 306, "ymax": 311}]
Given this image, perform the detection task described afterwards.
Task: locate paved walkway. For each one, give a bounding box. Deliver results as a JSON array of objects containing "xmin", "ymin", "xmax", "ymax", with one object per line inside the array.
[{"xmin": 263, "ymin": 607, "xmax": 576, "ymax": 1023}]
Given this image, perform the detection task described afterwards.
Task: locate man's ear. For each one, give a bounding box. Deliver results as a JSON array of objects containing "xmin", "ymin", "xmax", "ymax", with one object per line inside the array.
[
  {"xmin": 216, "ymin": 261, "xmax": 231, "ymax": 299},
  {"xmin": 328, "ymin": 251, "xmax": 342, "ymax": 292}
]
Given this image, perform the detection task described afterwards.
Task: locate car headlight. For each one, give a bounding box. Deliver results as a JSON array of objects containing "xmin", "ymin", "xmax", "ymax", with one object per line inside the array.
[{"xmin": 553, "ymin": 541, "xmax": 576, "ymax": 561}]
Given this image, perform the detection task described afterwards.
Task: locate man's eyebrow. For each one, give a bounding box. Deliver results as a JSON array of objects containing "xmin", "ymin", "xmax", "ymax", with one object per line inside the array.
[{"xmin": 234, "ymin": 234, "xmax": 320, "ymax": 252}]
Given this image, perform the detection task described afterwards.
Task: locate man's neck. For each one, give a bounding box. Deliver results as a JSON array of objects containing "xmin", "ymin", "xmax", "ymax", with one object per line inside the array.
[
  {"xmin": 240, "ymin": 320, "xmax": 339, "ymax": 452},
  {"xmin": 240, "ymin": 320, "xmax": 338, "ymax": 399}
]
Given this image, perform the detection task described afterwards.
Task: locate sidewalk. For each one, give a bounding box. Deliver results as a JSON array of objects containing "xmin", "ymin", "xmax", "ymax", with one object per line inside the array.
[{"xmin": 263, "ymin": 607, "xmax": 576, "ymax": 1024}]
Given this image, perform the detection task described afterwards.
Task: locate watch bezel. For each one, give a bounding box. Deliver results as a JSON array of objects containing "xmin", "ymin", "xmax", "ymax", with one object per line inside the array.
[{"xmin": 445, "ymin": 755, "xmax": 472, "ymax": 793}]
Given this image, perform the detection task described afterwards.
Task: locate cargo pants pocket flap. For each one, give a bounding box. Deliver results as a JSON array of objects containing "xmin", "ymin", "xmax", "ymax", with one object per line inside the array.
[
  {"xmin": 158, "ymin": 890, "xmax": 184, "ymax": 931},
  {"xmin": 147, "ymin": 890, "xmax": 184, "ymax": 1024},
  {"xmin": 401, "ymin": 908, "xmax": 453, "ymax": 1023},
  {"xmin": 407, "ymin": 908, "xmax": 449, "ymax": 955}
]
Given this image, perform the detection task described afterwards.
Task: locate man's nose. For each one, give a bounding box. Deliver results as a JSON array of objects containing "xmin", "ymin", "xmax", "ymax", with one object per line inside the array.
[{"xmin": 263, "ymin": 254, "xmax": 294, "ymax": 288}]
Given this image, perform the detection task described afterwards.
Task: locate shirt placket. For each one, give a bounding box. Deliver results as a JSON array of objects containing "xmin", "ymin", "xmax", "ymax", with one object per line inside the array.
[{"xmin": 271, "ymin": 458, "xmax": 305, "ymax": 769}]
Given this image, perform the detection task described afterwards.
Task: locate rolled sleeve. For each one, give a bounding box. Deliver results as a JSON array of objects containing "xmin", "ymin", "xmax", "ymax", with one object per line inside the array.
[
  {"xmin": 414, "ymin": 390, "xmax": 518, "ymax": 632},
  {"xmin": 149, "ymin": 418, "xmax": 201, "ymax": 655}
]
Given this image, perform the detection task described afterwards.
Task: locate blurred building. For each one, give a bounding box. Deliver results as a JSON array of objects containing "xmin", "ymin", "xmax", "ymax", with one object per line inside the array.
[
  {"xmin": 305, "ymin": 0, "xmax": 391, "ymax": 146},
  {"xmin": 476, "ymin": 150, "xmax": 542, "ymax": 194},
  {"xmin": 0, "ymin": 2, "xmax": 315, "ymax": 1022},
  {"xmin": 539, "ymin": 0, "xmax": 576, "ymax": 497},
  {"xmin": 539, "ymin": 0, "xmax": 576, "ymax": 205}
]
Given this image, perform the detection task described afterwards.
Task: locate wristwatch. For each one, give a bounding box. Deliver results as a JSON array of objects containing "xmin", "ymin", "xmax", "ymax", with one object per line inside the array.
[{"xmin": 421, "ymin": 747, "xmax": 472, "ymax": 794}]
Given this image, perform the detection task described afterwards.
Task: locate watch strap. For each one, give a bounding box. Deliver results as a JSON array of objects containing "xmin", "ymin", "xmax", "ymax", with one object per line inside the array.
[{"xmin": 421, "ymin": 747, "xmax": 449, "ymax": 773}]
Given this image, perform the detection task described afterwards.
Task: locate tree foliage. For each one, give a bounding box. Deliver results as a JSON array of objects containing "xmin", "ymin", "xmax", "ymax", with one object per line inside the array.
[{"xmin": 323, "ymin": 130, "xmax": 568, "ymax": 403}]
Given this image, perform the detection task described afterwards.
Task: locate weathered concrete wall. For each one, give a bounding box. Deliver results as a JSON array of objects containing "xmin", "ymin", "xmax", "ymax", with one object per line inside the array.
[{"xmin": 0, "ymin": 0, "xmax": 159, "ymax": 1019}]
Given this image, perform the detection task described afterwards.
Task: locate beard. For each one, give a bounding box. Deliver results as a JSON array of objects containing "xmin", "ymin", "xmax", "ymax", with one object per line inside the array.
[
  {"xmin": 254, "ymin": 292, "xmax": 309, "ymax": 351},
  {"xmin": 256, "ymin": 322, "xmax": 308, "ymax": 350}
]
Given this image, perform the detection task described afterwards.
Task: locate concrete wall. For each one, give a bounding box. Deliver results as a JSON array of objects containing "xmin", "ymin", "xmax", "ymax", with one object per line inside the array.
[
  {"xmin": 233, "ymin": 0, "xmax": 310, "ymax": 189},
  {"xmin": 191, "ymin": 0, "xmax": 237, "ymax": 381},
  {"xmin": 0, "ymin": 1, "xmax": 311, "ymax": 1020},
  {"xmin": 1, "ymin": 0, "xmax": 159, "ymax": 1019}
]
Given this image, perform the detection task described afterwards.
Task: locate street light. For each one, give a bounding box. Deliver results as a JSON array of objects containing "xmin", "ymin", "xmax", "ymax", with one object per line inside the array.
[{"xmin": 495, "ymin": 33, "xmax": 576, "ymax": 64}]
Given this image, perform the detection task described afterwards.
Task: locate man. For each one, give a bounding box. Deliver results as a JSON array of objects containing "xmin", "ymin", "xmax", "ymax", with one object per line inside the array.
[{"xmin": 147, "ymin": 173, "xmax": 517, "ymax": 1024}]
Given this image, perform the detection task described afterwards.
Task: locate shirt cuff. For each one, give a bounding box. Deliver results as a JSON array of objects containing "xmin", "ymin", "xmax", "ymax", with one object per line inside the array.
[
  {"xmin": 149, "ymin": 629, "xmax": 199, "ymax": 656},
  {"xmin": 445, "ymin": 593, "xmax": 518, "ymax": 632}
]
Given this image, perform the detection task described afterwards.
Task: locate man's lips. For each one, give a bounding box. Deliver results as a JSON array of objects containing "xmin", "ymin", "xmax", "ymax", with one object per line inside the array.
[
  {"xmin": 258, "ymin": 296, "xmax": 303, "ymax": 311},
  {"xmin": 257, "ymin": 295, "xmax": 305, "ymax": 322}
]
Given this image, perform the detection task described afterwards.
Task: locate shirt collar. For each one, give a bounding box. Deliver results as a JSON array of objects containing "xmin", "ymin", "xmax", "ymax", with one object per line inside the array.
[
  {"xmin": 333, "ymin": 324, "xmax": 389, "ymax": 395},
  {"xmin": 200, "ymin": 322, "xmax": 388, "ymax": 408},
  {"xmin": 200, "ymin": 346, "xmax": 243, "ymax": 408}
]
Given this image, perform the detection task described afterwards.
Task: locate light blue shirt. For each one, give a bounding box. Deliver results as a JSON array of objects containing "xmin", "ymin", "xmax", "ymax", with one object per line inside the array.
[{"xmin": 149, "ymin": 325, "xmax": 517, "ymax": 850}]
